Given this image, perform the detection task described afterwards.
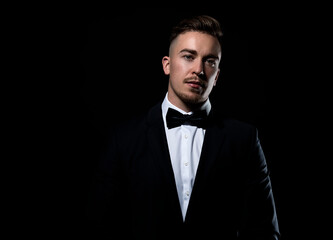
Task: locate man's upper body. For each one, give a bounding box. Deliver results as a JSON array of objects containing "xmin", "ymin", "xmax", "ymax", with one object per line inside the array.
[
  {"xmin": 85, "ymin": 15, "xmax": 280, "ymax": 239},
  {"xmin": 87, "ymin": 97, "xmax": 280, "ymax": 239},
  {"xmin": 161, "ymin": 93, "xmax": 211, "ymax": 220}
]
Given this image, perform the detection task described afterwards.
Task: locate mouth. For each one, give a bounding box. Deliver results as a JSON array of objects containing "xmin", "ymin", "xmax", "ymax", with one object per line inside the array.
[{"xmin": 185, "ymin": 80, "xmax": 204, "ymax": 89}]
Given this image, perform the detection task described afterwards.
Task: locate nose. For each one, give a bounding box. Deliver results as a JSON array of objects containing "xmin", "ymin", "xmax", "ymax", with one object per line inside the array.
[
  {"xmin": 192, "ymin": 60, "xmax": 206, "ymax": 80},
  {"xmin": 192, "ymin": 59, "xmax": 204, "ymax": 77}
]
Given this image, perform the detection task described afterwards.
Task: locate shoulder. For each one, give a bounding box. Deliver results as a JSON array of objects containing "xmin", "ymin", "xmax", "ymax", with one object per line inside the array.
[
  {"xmin": 223, "ymin": 118, "xmax": 257, "ymax": 134},
  {"xmin": 106, "ymin": 101, "xmax": 162, "ymax": 139},
  {"xmin": 208, "ymin": 112, "xmax": 259, "ymax": 149},
  {"xmin": 211, "ymin": 111, "xmax": 257, "ymax": 136}
]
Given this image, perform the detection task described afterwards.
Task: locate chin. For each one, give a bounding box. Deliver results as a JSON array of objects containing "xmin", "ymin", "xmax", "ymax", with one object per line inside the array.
[{"xmin": 179, "ymin": 92, "xmax": 205, "ymax": 105}]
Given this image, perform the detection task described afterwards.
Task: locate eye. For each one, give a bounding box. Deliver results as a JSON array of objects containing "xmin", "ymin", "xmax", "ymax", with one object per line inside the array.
[
  {"xmin": 205, "ymin": 59, "xmax": 217, "ymax": 68},
  {"xmin": 183, "ymin": 55, "xmax": 194, "ymax": 61}
]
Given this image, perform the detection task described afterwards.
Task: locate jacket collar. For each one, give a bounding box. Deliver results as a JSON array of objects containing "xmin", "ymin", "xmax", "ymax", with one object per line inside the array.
[{"xmin": 146, "ymin": 100, "xmax": 226, "ymax": 223}]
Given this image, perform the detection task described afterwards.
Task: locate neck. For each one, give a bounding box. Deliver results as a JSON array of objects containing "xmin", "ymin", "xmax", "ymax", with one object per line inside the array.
[{"xmin": 167, "ymin": 92, "xmax": 208, "ymax": 113}]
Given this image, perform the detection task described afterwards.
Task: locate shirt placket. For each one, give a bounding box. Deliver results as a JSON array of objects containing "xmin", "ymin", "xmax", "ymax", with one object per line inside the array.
[{"xmin": 180, "ymin": 126, "xmax": 194, "ymax": 217}]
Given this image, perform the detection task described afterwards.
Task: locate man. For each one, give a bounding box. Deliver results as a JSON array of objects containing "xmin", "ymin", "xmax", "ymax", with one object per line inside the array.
[{"xmin": 87, "ymin": 15, "xmax": 280, "ymax": 239}]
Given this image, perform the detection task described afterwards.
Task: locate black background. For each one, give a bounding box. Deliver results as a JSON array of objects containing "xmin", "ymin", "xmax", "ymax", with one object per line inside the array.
[{"xmin": 17, "ymin": 5, "xmax": 325, "ymax": 239}]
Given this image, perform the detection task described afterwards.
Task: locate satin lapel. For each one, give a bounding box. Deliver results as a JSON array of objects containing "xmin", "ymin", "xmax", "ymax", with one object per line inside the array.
[
  {"xmin": 147, "ymin": 120, "xmax": 176, "ymax": 189},
  {"xmin": 185, "ymin": 114, "xmax": 226, "ymax": 222},
  {"xmin": 196, "ymin": 124, "xmax": 225, "ymax": 180},
  {"xmin": 146, "ymin": 103, "xmax": 183, "ymax": 222}
]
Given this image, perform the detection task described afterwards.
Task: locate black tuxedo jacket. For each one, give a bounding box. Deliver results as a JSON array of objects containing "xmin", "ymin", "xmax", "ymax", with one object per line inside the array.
[{"xmin": 86, "ymin": 101, "xmax": 280, "ymax": 239}]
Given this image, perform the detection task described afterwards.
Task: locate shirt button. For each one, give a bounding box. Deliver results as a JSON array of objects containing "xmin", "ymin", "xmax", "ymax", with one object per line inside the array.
[
  {"xmin": 184, "ymin": 134, "xmax": 188, "ymax": 139},
  {"xmin": 185, "ymin": 191, "xmax": 190, "ymax": 197},
  {"xmin": 184, "ymin": 162, "xmax": 189, "ymax": 166}
]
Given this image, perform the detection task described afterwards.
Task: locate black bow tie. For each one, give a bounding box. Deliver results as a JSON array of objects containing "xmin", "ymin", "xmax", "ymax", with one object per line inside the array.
[{"xmin": 166, "ymin": 108, "xmax": 208, "ymax": 129}]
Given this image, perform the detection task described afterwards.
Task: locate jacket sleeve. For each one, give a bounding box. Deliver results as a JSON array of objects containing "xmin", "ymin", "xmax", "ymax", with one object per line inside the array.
[
  {"xmin": 238, "ymin": 128, "xmax": 280, "ymax": 240},
  {"xmin": 84, "ymin": 128, "xmax": 130, "ymax": 239}
]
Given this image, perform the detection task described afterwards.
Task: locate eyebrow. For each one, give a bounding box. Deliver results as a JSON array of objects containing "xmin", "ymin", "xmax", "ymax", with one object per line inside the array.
[
  {"xmin": 179, "ymin": 48, "xmax": 197, "ymax": 55},
  {"xmin": 179, "ymin": 48, "xmax": 220, "ymax": 60}
]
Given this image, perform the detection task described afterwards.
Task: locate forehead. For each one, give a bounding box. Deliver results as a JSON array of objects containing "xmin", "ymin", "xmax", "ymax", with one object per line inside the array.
[{"xmin": 170, "ymin": 31, "xmax": 221, "ymax": 56}]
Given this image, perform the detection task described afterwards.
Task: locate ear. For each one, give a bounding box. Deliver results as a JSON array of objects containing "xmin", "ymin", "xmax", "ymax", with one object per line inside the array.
[
  {"xmin": 213, "ymin": 68, "xmax": 220, "ymax": 86},
  {"xmin": 162, "ymin": 56, "xmax": 170, "ymax": 75}
]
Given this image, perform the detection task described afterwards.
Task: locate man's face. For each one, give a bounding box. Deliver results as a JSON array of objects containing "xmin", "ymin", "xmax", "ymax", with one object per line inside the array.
[{"xmin": 162, "ymin": 31, "xmax": 221, "ymax": 110}]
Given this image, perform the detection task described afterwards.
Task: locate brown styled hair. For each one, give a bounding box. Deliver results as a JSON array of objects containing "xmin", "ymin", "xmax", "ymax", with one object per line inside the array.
[{"xmin": 169, "ymin": 15, "xmax": 223, "ymax": 47}]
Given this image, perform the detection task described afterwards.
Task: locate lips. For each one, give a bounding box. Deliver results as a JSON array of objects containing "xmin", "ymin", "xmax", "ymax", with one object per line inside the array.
[{"xmin": 185, "ymin": 80, "xmax": 204, "ymax": 89}]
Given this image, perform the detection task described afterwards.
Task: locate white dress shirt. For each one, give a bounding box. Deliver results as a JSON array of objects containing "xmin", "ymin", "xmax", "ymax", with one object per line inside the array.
[{"xmin": 161, "ymin": 93, "xmax": 211, "ymax": 220}]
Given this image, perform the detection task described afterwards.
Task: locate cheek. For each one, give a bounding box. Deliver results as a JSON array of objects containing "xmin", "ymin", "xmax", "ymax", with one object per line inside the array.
[
  {"xmin": 206, "ymin": 67, "xmax": 219, "ymax": 79},
  {"xmin": 170, "ymin": 60, "xmax": 188, "ymax": 81},
  {"xmin": 205, "ymin": 69, "xmax": 219, "ymax": 87},
  {"xmin": 170, "ymin": 60, "xmax": 184, "ymax": 72}
]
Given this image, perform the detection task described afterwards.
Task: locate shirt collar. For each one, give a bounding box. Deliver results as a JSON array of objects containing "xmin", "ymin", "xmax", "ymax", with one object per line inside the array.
[{"xmin": 161, "ymin": 92, "xmax": 211, "ymax": 120}]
